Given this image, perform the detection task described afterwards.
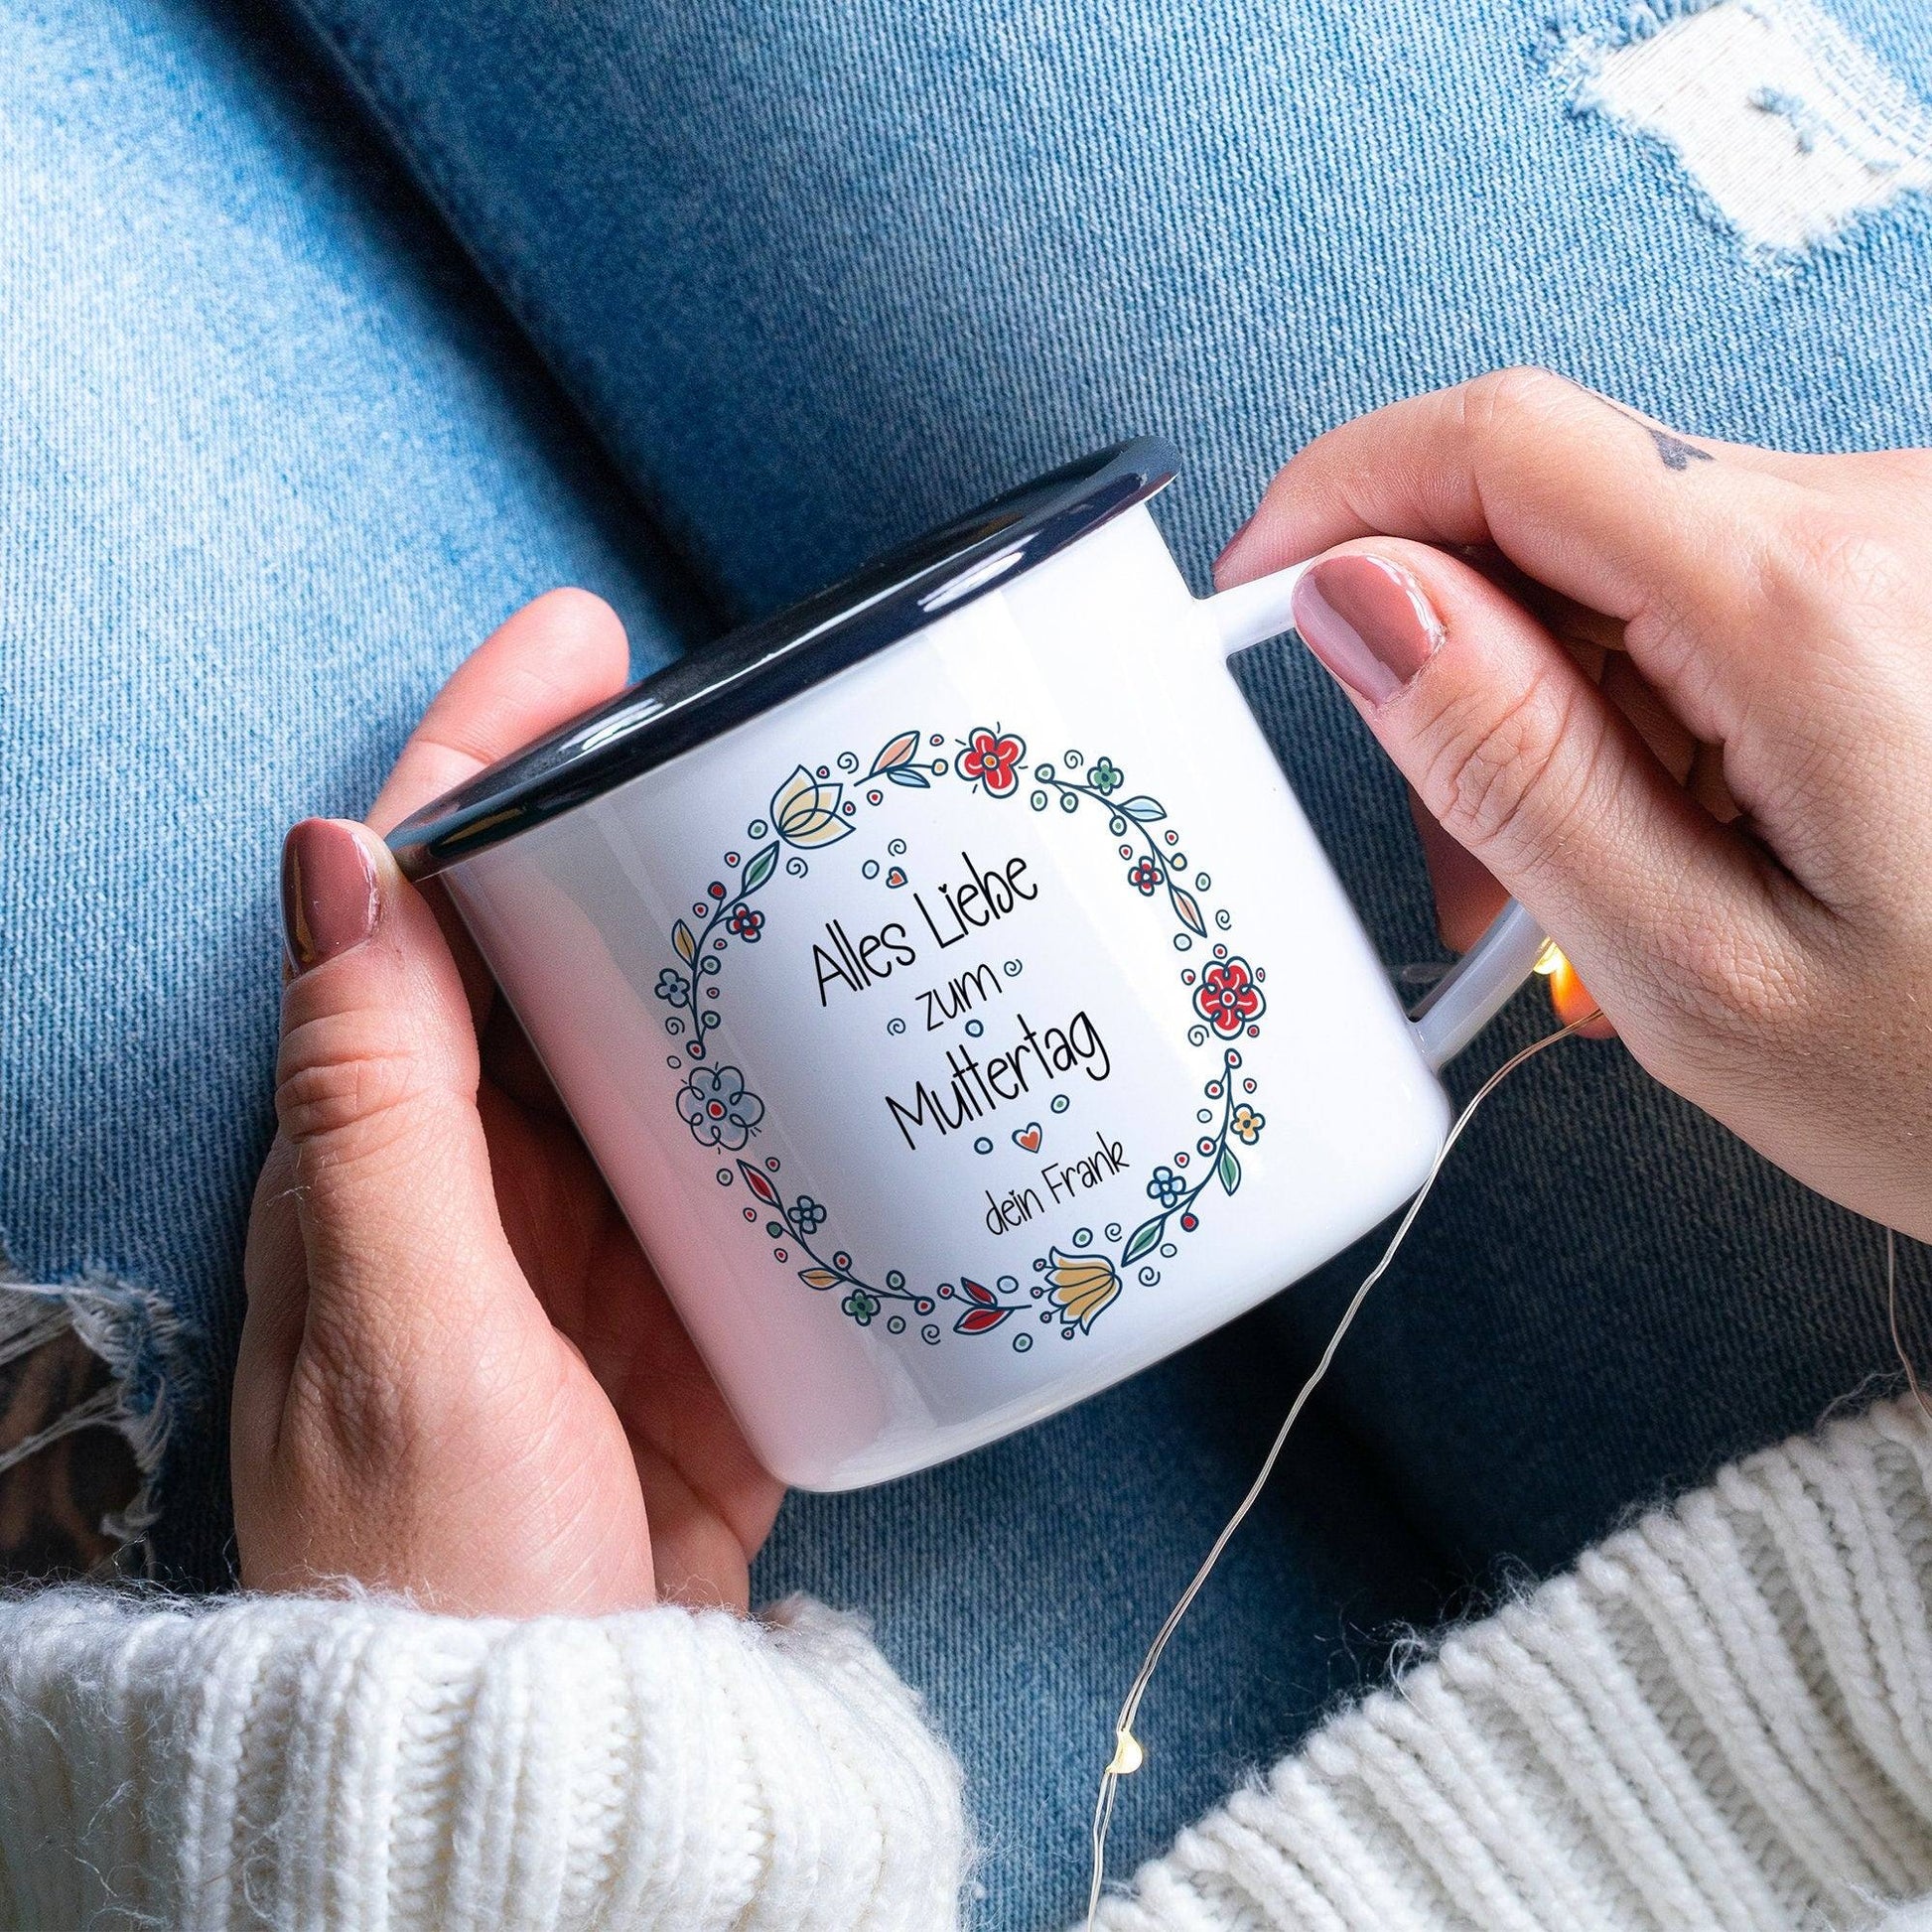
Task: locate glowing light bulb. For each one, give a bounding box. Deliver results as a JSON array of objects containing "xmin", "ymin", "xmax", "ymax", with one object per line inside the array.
[
  {"xmin": 1540, "ymin": 947, "xmax": 1605, "ymax": 1032},
  {"xmin": 1532, "ymin": 938, "xmax": 1568, "ymax": 977},
  {"xmin": 1106, "ymin": 1728, "xmax": 1145, "ymax": 1777}
]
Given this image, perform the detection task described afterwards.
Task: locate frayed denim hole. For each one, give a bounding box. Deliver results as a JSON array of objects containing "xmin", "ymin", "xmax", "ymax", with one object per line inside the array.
[
  {"xmin": 0, "ymin": 1268, "xmax": 192, "ymax": 1579},
  {"xmin": 1549, "ymin": 0, "xmax": 1932, "ymax": 265}
]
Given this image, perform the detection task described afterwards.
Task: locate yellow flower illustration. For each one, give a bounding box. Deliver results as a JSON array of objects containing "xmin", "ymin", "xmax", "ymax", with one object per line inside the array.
[
  {"xmin": 1231, "ymin": 1104, "xmax": 1265, "ymax": 1144},
  {"xmin": 1046, "ymin": 1246, "xmax": 1120, "ymax": 1331},
  {"xmin": 770, "ymin": 765, "xmax": 853, "ymax": 848}
]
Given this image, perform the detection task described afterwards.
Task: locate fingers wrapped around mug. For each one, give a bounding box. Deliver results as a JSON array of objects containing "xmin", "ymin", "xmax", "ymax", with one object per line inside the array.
[
  {"xmin": 1218, "ymin": 371, "xmax": 1932, "ymax": 1237},
  {"xmin": 1276, "ymin": 537, "xmax": 1762, "ymax": 1047},
  {"xmin": 1217, "ymin": 366, "xmax": 1932, "ymax": 910},
  {"xmin": 235, "ymin": 593, "xmax": 659, "ymax": 1615}
]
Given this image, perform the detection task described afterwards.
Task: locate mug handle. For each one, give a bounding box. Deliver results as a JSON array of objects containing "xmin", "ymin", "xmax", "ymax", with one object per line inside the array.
[{"xmin": 1203, "ymin": 561, "xmax": 1548, "ymax": 1072}]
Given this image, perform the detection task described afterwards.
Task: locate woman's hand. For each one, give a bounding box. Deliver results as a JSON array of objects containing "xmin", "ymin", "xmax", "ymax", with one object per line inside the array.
[
  {"xmin": 233, "ymin": 592, "xmax": 783, "ymax": 1615},
  {"xmin": 1217, "ymin": 368, "xmax": 1932, "ymax": 1242}
]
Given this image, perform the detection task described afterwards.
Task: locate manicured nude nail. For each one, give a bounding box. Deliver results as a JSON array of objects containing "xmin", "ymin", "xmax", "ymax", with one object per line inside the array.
[
  {"xmin": 1290, "ymin": 554, "xmax": 1446, "ymax": 704},
  {"xmin": 281, "ymin": 819, "xmax": 380, "ymax": 973}
]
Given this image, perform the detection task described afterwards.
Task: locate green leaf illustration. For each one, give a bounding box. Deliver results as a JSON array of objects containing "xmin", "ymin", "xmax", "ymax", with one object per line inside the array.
[
  {"xmin": 1122, "ymin": 1215, "xmax": 1165, "ymax": 1264},
  {"xmin": 1218, "ymin": 1145, "xmax": 1241, "ymax": 1195},
  {"xmin": 740, "ymin": 840, "xmax": 780, "ymax": 894},
  {"xmin": 1118, "ymin": 795, "xmax": 1167, "ymax": 822},
  {"xmin": 672, "ymin": 919, "xmax": 697, "ymax": 964}
]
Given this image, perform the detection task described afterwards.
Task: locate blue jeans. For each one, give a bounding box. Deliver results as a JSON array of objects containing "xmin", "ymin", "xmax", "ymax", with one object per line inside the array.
[{"xmin": 5, "ymin": 0, "xmax": 1931, "ymax": 1923}]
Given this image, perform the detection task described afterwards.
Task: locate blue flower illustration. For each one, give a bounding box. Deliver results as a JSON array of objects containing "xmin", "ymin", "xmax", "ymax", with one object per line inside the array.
[
  {"xmin": 677, "ymin": 1065, "xmax": 764, "ymax": 1149},
  {"xmin": 787, "ymin": 1195, "xmax": 827, "ymax": 1235},
  {"xmin": 654, "ymin": 968, "xmax": 691, "ymax": 1008},
  {"xmin": 1147, "ymin": 1165, "xmax": 1185, "ymax": 1209}
]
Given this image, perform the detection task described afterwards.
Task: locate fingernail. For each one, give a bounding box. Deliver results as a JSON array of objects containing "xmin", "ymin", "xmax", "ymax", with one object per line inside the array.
[
  {"xmin": 281, "ymin": 819, "xmax": 380, "ymax": 974},
  {"xmin": 1291, "ymin": 554, "xmax": 1446, "ymax": 704}
]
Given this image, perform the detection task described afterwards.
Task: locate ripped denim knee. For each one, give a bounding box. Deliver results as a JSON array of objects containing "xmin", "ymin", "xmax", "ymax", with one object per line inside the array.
[{"xmin": 0, "ymin": 1267, "xmax": 189, "ymax": 1580}]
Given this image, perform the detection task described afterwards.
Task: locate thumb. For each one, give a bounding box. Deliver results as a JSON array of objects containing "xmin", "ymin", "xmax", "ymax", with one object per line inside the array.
[
  {"xmin": 273, "ymin": 817, "xmax": 531, "ymax": 1384},
  {"xmin": 1286, "ymin": 544, "xmax": 1771, "ymax": 1029}
]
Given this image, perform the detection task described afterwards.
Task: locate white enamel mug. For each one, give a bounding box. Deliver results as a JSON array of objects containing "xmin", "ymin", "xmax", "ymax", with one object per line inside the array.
[{"xmin": 390, "ymin": 444, "xmax": 1543, "ymax": 1489}]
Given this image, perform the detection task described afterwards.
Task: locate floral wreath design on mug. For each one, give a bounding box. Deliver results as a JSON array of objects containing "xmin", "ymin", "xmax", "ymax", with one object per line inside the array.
[{"xmin": 652, "ymin": 726, "xmax": 1268, "ymax": 1348}]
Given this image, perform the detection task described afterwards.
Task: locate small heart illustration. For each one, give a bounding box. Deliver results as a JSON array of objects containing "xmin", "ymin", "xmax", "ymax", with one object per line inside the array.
[
  {"xmin": 886, "ymin": 866, "xmax": 907, "ymax": 888},
  {"xmin": 1013, "ymin": 1122, "xmax": 1042, "ymax": 1153}
]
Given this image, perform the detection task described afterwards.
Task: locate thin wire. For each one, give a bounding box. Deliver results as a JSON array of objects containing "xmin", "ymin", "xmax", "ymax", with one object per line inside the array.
[
  {"xmin": 1887, "ymin": 1225, "xmax": 1932, "ymax": 1426},
  {"xmin": 1084, "ymin": 1008, "xmax": 1600, "ymax": 1927}
]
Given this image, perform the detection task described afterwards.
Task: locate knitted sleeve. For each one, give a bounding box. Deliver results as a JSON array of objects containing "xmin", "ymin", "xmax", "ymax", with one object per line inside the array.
[
  {"xmin": 0, "ymin": 1587, "xmax": 967, "ymax": 1931},
  {"xmin": 1089, "ymin": 1396, "xmax": 1932, "ymax": 1930}
]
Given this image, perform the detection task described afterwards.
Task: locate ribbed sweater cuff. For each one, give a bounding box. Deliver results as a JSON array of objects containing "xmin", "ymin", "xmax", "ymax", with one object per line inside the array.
[
  {"xmin": 1090, "ymin": 1397, "xmax": 1932, "ymax": 1931},
  {"xmin": 0, "ymin": 1587, "xmax": 966, "ymax": 1930}
]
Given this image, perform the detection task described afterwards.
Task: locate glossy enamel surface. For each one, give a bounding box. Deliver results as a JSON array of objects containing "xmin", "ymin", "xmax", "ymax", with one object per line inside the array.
[{"xmin": 437, "ymin": 505, "xmax": 1449, "ymax": 1488}]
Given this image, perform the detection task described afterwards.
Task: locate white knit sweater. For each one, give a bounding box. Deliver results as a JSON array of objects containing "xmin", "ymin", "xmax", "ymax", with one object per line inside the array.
[{"xmin": 5, "ymin": 1399, "xmax": 1932, "ymax": 1930}]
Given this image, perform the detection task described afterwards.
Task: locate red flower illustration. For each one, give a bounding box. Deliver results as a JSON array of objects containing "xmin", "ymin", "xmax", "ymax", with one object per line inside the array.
[
  {"xmin": 959, "ymin": 727, "xmax": 1026, "ymax": 796},
  {"xmin": 1193, "ymin": 956, "xmax": 1266, "ymax": 1036},
  {"xmin": 1128, "ymin": 856, "xmax": 1164, "ymax": 895}
]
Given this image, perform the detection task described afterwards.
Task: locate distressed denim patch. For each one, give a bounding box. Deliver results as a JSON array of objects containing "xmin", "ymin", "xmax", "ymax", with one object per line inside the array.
[
  {"xmin": 0, "ymin": 1270, "xmax": 186, "ymax": 1579},
  {"xmin": 1554, "ymin": 0, "xmax": 1932, "ymax": 261}
]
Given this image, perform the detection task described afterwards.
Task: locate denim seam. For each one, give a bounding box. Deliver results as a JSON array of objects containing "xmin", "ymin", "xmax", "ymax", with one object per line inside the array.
[{"xmin": 278, "ymin": 0, "xmax": 744, "ymax": 635}]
